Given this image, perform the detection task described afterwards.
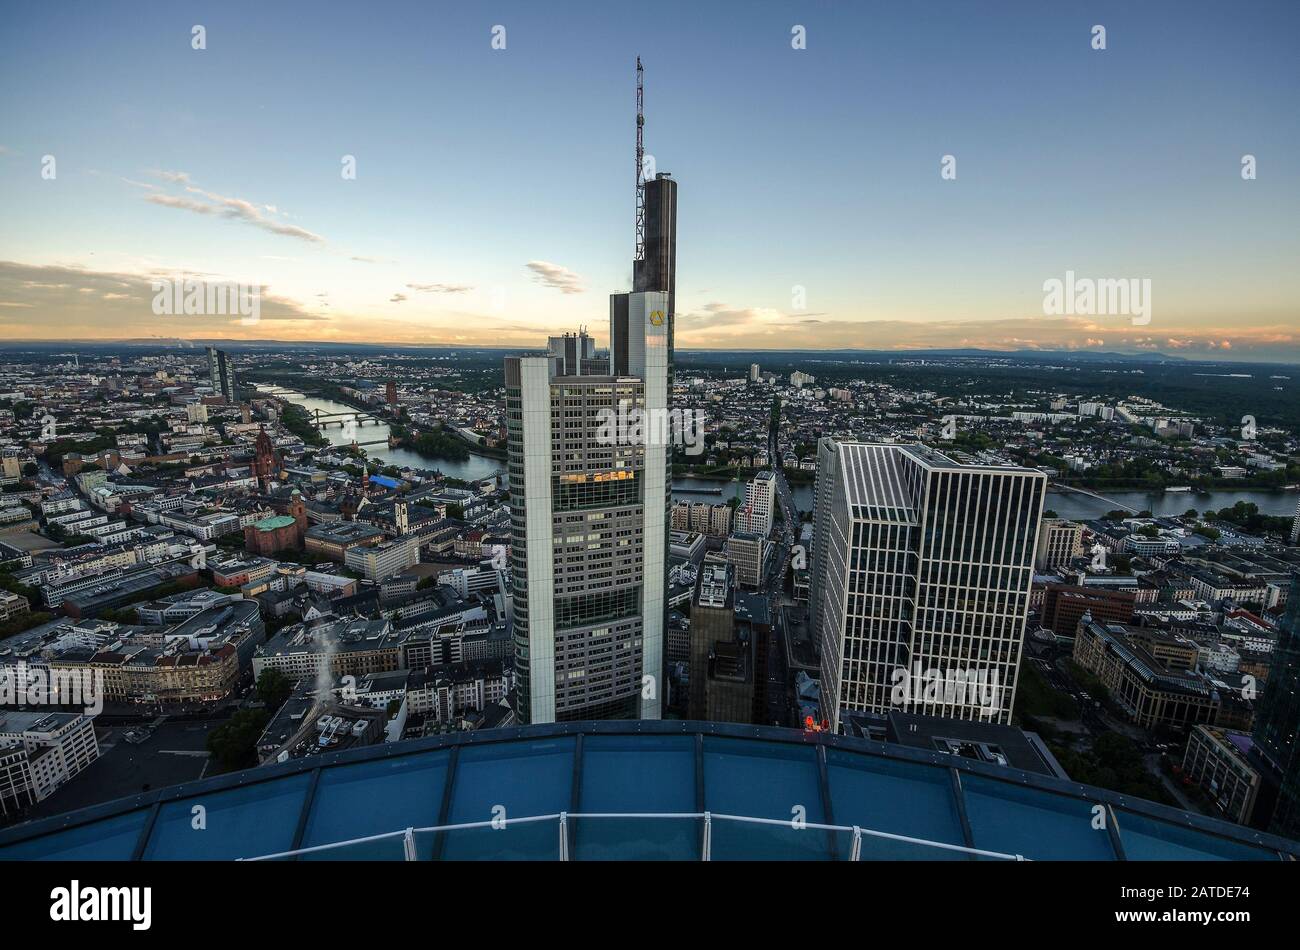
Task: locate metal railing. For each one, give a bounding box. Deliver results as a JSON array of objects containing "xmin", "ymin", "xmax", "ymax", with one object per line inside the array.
[{"xmin": 241, "ymin": 811, "xmax": 1028, "ymax": 862}]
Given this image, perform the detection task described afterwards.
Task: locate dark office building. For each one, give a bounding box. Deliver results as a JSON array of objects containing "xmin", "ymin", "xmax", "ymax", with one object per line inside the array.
[
  {"xmin": 735, "ymin": 590, "xmax": 772, "ymax": 725},
  {"xmin": 688, "ymin": 563, "xmax": 755, "ymax": 724},
  {"xmin": 1041, "ymin": 581, "xmax": 1135, "ymax": 637},
  {"xmin": 1252, "ymin": 573, "xmax": 1300, "ymax": 840},
  {"xmin": 690, "ymin": 563, "xmax": 734, "ymax": 719},
  {"xmin": 207, "ymin": 345, "xmax": 238, "ymax": 404}
]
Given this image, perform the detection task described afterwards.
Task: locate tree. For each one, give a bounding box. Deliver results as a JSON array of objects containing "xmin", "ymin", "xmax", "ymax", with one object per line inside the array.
[
  {"xmin": 206, "ymin": 708, "xmax": 270, "ymax": 772},
  {"xmin": 255, "ymin": 668, "xmax": 293, "ymax": 710}
]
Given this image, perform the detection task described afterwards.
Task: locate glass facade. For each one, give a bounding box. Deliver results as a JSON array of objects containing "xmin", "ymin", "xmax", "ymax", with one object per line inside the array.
[{"xmin": 1, "ymin": 724, "xmax": 1294, "ymax": 862}]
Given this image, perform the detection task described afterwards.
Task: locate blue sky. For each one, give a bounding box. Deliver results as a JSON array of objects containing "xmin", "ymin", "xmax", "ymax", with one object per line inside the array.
[{"xmin": 1, "ymin": 0, "xmax": 1297, "ymax": 359}]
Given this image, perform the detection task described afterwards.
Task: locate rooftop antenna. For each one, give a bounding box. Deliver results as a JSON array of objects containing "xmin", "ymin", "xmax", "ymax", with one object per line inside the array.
[{"xmin": 635, "ymin": 56, "xmax": 646, "ymax": 262}]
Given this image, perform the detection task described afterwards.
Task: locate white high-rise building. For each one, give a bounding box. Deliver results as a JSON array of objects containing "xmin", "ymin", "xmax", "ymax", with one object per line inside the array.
[
  {"xmin": 1290, "ymin": 497, "xmax": 1300, "ymax": 545},
  {"xmin": 507, "ymin": 293, "xmax": 669, "ymax": 724},
  {"xmin": 736, "ymin": 470, "xmax": 776, "ymax": 538},
  {"xmin": 810, "ymin": 440, "xmax": 1046, "ymax": 730}
]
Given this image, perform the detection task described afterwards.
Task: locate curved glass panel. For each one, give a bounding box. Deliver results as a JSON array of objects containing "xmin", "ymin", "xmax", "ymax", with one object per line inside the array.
[
  {"xmin": 963, "ymin": 774, "xmax": 1115, "ymax": 861},
  {"xmin": 827, "ymin": 750, "xmax": 967, "ymax": 860},
  {"xmin": 702, "ymin": 737, "xmax": 828, "ymax": 860},
  {"xmin": 441, "ymin": 737, "xmax": 575, "ymax": 860},
  {"xmin": 299, "ymin": 751, "xmax": 451, "ymax": 860},
  {"xmin": 143, "ymin": 773, "xmax": 312, "ymax": 861}
]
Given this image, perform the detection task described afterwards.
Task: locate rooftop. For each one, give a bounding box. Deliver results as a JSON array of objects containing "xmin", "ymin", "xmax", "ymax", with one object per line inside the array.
[{"xmin": 1, "ymin": 722, "xmax": 1295, "ymax": 861}]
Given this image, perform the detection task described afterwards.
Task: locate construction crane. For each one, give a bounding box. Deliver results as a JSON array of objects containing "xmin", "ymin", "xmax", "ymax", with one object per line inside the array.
[{"xmin": 635, "ymin": 56, "xmax": 646, "ymax": 262}]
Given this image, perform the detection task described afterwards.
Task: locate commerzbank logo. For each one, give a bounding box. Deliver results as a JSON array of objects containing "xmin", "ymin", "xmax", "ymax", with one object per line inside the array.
[{"xmin": 648, "ymin": 309, "xmax": 664, "ymax": 326}]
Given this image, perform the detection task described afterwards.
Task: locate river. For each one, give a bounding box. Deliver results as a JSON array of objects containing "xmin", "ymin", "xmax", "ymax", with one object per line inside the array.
[
  {"xmin": 259, "ymin": 384, "xmax": 1298, "ymax": 519},
  {"xmin": 258, "ymin": 385, "xmax": 504, "ymax": 482},
  {"xmin": 671, "ymin": 476, "xmax": 1299, "ymax": 521}
]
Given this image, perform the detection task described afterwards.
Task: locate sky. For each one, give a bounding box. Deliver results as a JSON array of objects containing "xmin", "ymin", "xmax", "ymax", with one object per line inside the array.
[{"xmin": 1, "ymin": 0, "xmax": 1297, "ymax": 360}]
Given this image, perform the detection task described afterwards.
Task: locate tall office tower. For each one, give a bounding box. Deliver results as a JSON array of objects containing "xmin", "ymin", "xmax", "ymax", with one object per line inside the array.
[
  {"xmin": 750, "ymin": 363, "xmax": 760, "ymax": 383},
  {"xmin": 810, "ymin": 440, "xmax": 1046, "ymax": 730},
  {"xmin": 1034, "ymin": 518, "xmax": 1085, "ymax": 571},
  {"xmin": 507, "ymin": 60, "xmax": 676, "ymax": 725},
  {"xmin": 619, "ymin": 172, "xmax": 676, "ymax": 375},
  {"xmin": 1290, "ymin": 498, "xmax": 1300, "ymax": 544},
  {"xmin": 737, "ymin": 470, "xmax": 776, "ymax": 537},
  {"xmin": 206, "ymin": 346, "xmax": 238, "ymax": 403},
  {"xmin": 506, "ymin": 291, "xmax": 670, "ymax": 725},
  {"xmin": 1253, "ymin": 574, "xmax": 1300, "ymax": 839}
]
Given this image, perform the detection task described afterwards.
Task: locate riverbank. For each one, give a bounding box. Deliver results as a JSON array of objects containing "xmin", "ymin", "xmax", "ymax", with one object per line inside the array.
[{"xmin": 256, "ymin": 384, "xmax": 504, "ymax": 480}]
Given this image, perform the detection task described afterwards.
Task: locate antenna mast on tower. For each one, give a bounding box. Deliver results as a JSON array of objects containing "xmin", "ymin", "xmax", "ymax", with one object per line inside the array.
[{"xmin": 635, "ymin": 56, "xmax": 646, "ymax": 262}]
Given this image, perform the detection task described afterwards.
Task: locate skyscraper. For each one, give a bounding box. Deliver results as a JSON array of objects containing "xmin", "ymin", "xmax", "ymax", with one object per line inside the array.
[
  {"xmin": 1252, "ymin": 573, "xmax": 1300, "ymax": 839},
  {"xmin": 736, "ymin": 470, "xmax": 776, "ymax": 537},
  {"xmin": 508, "ymin": 61, "xmax": 677, "ymax": 725},
  {"xmin": 206, "ymin": 346, "xmax": 238, "ymax": 404},
  {"xmin": 810, "ymin": 440, "xmax": 1046, "ymax": 730},
  {"xmin": 506, "ymin": 293, "xmax": 670, "ymax": 724}
]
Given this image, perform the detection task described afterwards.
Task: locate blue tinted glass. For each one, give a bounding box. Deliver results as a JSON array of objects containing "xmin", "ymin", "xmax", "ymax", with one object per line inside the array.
[
  {"xmin": 441, "ymin": 737, "xmax": 575, "ymax": 860},
  {"xmin": 827, "ymin": 750, "xmax": 967, "ymax": 860},
  {"xmin": 300, "ymin": 751, "xmax": 450, "ymax": 860},
  {"xmin": 963, "ymin": 774, "xmax": 1115, "ymax": 860},
  {"xmin": 703, "ymin": 737, "xmax": 829, "ymax": 860},
  {"xmin": 577, "ymin": 735, "xmax": 697, "ymax": 859},
  {"xmin": 143, "ymin": 773, "xmax": 312, "ymax": 860},
  {"xmin": 1116, "ymin": 810, "xmax": 1279, "ymax": 861},
  {"xmin": 0, "ymin": 809, "xmax": 149, "ymax": 861},
  {"xmin": 422, "ymin": 822, "xmax": 560, "ymax": 861}
]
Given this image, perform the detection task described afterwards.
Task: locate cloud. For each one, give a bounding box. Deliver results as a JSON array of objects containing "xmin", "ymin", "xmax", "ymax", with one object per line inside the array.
[
  {"xmin": 389, "ymin": 293, "xmax": 407, "ymax": 303},
  {"xmin": 526, "ymin": 260, "xmax": 585, "ymax": 294},
  {"xmin": 0, "ymin": 260, "xmax": 328, "ymax": 338},
  {"xmin": 142, "ymin": 171, "xmax": 325, "ymax": 243},
  {"xmin": 407, "ymin": 282, "xmax": 473, "ymax": 294},
  {"xmin": 673, "ymin": 305, "xmax": 1300, "ymax": 358}
]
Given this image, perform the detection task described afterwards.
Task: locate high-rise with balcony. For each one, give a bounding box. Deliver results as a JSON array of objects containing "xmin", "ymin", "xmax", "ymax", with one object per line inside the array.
[{"xmin": 810, "ymin": 440, "xmax": 1046, "ymax": 730}]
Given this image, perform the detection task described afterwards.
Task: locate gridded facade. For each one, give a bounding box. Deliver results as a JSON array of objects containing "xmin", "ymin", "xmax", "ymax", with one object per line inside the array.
[
  {"xmin": 812, "ymin": 441, "xmax": 1046, "ymax": 730},
  {"xmin": 1181, "ymin": 726, "xmax": 1261, "ymax": 826},
  {"xmin": 507, "ymin": 293, "xmax": 669, "ymax": 725},
  {"xmin": 1034, "ymin": 518, "xmax": 1084, "ymax": 571}
]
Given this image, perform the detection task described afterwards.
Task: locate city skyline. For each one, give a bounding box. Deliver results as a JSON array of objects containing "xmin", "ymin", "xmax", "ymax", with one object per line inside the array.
[{"xmin": 2, "ymin": 0, "xmax": 1298, "ymax": 361}]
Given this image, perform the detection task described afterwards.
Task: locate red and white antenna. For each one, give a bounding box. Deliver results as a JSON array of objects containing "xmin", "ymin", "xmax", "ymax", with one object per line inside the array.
[{"xmin": 635, "ymin": 56, "xmax": 646, "ymax": 262}]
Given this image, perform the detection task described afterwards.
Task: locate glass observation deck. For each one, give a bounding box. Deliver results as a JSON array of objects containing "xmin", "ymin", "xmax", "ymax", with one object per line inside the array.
[{"xmin": 1, "ymin": 722, "xmax": 1295, "ymax": 861}]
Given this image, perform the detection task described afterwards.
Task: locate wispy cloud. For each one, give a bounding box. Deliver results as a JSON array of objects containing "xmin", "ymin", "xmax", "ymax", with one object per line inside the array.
[
  {"xmin": 389, "ymin": 293, "xmax": 407, "ymax": 303},
  {"xmin": 526, "ymin": 260, "xmax": 585, "ymax": 294},
  {"xmin": 407, "ymin": 282, "xmax": 473, "ymax": 294},
  {"xmin": 142, "ymin": 170, "xmax": 325, "ymax": 243}
]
